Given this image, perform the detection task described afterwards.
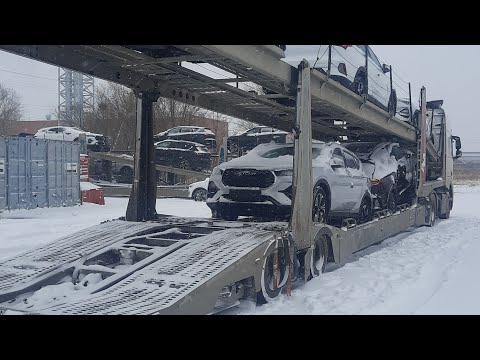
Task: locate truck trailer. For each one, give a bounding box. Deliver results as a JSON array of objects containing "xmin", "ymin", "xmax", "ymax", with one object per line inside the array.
[{"xmin": 0, "ymin": 45, "xmax": 462, "ymax": 314}]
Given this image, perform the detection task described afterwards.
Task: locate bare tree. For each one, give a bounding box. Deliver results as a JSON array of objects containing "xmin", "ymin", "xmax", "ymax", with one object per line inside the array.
[
  {"xmin": 82, "ymin": 82, "xmax": 213, "ymax": 151},
  {"xmin": 0, "ymin": 83, "xmax": 23, "ymax": 135}
]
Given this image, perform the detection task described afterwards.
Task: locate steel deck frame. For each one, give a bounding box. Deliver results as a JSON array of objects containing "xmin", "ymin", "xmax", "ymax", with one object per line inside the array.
[{"xmin": 0, "ymin": 45, "xmax": 415, "ymax": 143}]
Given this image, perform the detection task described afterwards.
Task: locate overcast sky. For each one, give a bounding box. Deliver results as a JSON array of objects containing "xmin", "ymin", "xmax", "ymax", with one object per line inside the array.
[{"xmin": 0, "ymin": 46, "xmax": 478, "ymax": 151}]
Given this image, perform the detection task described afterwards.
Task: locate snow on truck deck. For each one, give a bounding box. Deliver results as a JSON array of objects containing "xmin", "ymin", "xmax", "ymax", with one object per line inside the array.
[{"xmin": 1, "ymin": 185, "xmax": 480, "ymax": 315}]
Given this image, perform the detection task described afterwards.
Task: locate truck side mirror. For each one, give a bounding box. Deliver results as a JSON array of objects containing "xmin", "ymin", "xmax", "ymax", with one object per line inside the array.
[
  {"xmin": 452, "ymin": 135, "xmax": 462, "ymax": 150},
  {"xmin": 455, "ymin": 149, "xmax": 462, "ymax": 159},
  {"xmin": 382, "ymin": 64, "xmax": 391, "ymax": 73}
]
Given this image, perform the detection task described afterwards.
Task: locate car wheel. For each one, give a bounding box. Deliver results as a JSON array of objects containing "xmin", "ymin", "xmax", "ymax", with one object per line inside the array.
[
  {"xmin": 386, "ymin": 189, "xmax": 397, "ymax": 214},
  {"xmin": 119, "ymin": 166, "xmax": 134, "ymax": 184},
  {"xmin": 178, "ymin": 159, "xmax": 191, "ymax": 170},
  {"xmin": 388, "ymin": 90, "xmax": 397, "ymax": 115},
  {"xmin": 359, "ymin": 195, "xmax": 373, "ymax": 223},
  {"xmin": 353, "ymin": 73, "xmax": 366, "ymax": 96},
  {"xmin": 312, "ymin": 186, "xmax": 328, "ymax": 223},
  {"xmin": 230, "ymin": 141, "xmax": 239, "ymax": 154},
  {"xmin": 192, "ymin": 188, "xmax": 207, "ymax": 202}
]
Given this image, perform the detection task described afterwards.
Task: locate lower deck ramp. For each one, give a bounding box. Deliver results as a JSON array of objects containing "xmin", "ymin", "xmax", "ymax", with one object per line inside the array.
[
  {"xmin": 0, "ymin": 220, "xmax": 168, "ymax": 294},
  {"xmin": 0, "ymin": 218, "xmax": 278, "ymax": 315}
]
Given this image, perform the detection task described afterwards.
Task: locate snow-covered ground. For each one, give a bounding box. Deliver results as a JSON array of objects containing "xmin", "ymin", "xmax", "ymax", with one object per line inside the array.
[{"xmin": 1, "ymin": 185, "xmax": 480, "ymax": 314}]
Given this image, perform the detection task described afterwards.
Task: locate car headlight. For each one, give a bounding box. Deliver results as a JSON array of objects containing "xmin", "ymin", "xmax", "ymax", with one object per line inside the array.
[
  {"xmin": 275, "ymin": 169, "xmax": 293, "ymax": 177},
  {"xmin": 212, "ymin": 167, "xmax": 223, "ymax": 176}
]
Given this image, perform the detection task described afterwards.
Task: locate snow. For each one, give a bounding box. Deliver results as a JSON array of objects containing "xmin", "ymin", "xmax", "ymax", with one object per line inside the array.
[
  {"xmin": 218, "ymin": 142, "xmax": 329, "ymax": 171},
  {"xmin": 232, "ymin": 185, "xmax": 480, "ymax": 315},
  {"xmin": 0, "ymin": 198, "xmax": 210, "ymax": 261},
  {"xmin": 80, "ymin": 182, "xmax": 101, "ymax": 191},
  {"xmin": 2, "ymin": 186, "xmax": 480, "ymax": 314}
]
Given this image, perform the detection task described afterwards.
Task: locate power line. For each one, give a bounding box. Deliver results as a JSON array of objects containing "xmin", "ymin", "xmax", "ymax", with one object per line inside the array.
[{"xmin": 0, "ymin": 67, "xmax": 56, "ymax": 81}]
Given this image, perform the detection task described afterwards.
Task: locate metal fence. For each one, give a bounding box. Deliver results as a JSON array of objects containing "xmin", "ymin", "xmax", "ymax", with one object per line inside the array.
[{"xmin": 0, "ymin": 136, "xmax": 80, "ymax": 211}]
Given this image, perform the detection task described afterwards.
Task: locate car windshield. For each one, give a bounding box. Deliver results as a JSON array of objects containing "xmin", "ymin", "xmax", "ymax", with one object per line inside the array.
[
  {"xmin": 260, "ymin": 145, "xmax": 323, "ymax": 158},
  {"xmin": 260, "ymin": 146, "xmax": 294, "ymax": 158},
  {"xmin": 344, "ymin": 143, "xmax": 378, "ymax": 155}
]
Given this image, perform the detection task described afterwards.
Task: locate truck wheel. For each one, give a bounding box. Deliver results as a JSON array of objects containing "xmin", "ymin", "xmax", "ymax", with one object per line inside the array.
[
  {"xmin": 439, "ymin": 192, "xmax": 451, "ymax": 219},
  {"xmin": 449, "ymin": 186, "xmax": 454, "ymax": 210},
  {"xmin": 310, "ymin": 234, "xmax": 329, "ymax": 278},
  {"xmin": 426, "ymin": 192, "xmax": 437, "ymax": 227},
  {"xmin": 257, "ymin": 240, "xmax": 291, "ymax": 304}
]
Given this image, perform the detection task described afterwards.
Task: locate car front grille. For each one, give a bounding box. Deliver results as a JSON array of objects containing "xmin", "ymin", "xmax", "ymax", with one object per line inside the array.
[{"xmin": 222, "ymin": 169, "xmax": 275, "ymax": 189}]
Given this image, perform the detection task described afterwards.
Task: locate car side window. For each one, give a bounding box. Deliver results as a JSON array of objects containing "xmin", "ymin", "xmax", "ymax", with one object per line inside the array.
[
  {"xmin": 332, "ymin": 148, "xmax": 345, "ymax": 167},
  {"xmin": 261, "ymin": 127, "xmax": 273, "ymax": 133},
  {"xmin": 247, "ymin": 128, "xmax": 260, "ymax": 135},
  {"xmin": 48, "ymin": 128, "xmax": 59, "ymax": 133},
  {"xmin": 169, "ymin": 128, "xmax": 180, "ymax": 134},
  {"xmin": 367, "ymin": 47, "xmax": 382, "ymax": 70},
  {"xmin": 156, "ymin": 141, "xmax": 171, "ymax": 148},
  {"xmin": 344, "ymin": 151, "xmax": 358, "ymax": 169}
]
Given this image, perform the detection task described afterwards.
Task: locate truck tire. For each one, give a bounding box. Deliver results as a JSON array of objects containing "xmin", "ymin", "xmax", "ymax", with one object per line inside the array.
[
  {"xmin": 257, "ymin": 240, "xmax": 291, "ymax": 304},
  {"xmin": 439, "ymin": 192, "xmax": 451, "ymax": 219},
  {"xmin": 426, "ymin": 192, "xmax": 437, "ymax": 227},
  {"xmin": 310, "ymin": 234, "xmax": 329, "ymax": 278}
]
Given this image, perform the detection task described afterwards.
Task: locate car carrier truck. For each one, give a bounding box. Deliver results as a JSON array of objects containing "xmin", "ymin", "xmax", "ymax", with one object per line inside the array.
[{"xmin": 0, "ymin": 45, "xmax": 462, "ymax": 314}]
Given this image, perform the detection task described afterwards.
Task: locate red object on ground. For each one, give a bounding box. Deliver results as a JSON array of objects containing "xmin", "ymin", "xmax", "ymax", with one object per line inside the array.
[{"xmin": 81, "ymin": 188, "xmax": 105, "ymax": 205}]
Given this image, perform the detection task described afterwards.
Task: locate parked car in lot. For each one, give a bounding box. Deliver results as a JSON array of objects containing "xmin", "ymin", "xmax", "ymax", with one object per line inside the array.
[
  {"xmin": 343, "ymin": 142, "xmax": 416, "ymax": 212},
  {"xmin": 188, "ymin": 178, "xmax": 209, "ymax": 201},
  {"xmin": 227, "ymin": 126, "xmax": 289, "ymax": 154},
  {"xmin": 154, "ymin": 126, "xmax": 216, "ymax": 146},
  {"xmin": 283, "ymin": 45, "xmax": 397, "ymax": 115},
  {"xmin": 155, "ymin": 140, "xmax": 211, "ymax": 172},
  {"xmin": 34, "ymin": 126, "xmax": 110, "ymax": 152},
  {"xmin": 207, "ymin": 142, "xmax": 372, "ymax": 223}
]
